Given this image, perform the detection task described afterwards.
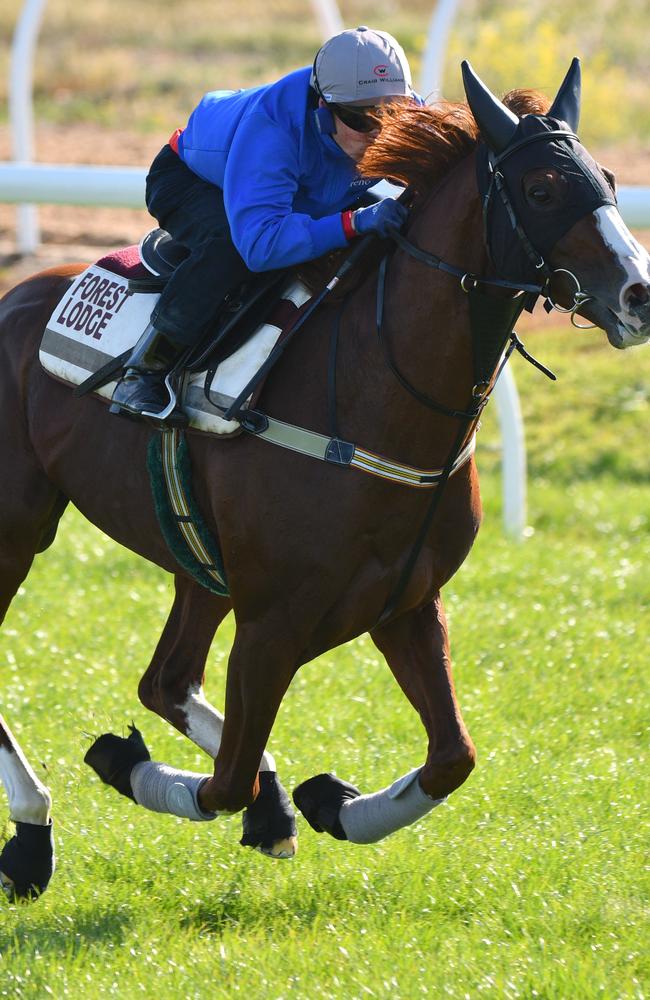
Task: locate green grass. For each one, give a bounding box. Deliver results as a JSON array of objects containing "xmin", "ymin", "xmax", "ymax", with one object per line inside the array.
[{"xmin": 0, "ymin": 322, "xmax": 648, "ymax": 998}]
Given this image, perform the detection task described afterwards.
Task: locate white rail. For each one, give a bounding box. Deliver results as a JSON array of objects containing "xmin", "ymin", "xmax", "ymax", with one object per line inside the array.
[
  {"xmin": 2, "ymin": 163, "xmax": 648, "ymax": 227},
  {"xmin": 0, "ymin": 163, "xmax": 148, "ymax": 206}
]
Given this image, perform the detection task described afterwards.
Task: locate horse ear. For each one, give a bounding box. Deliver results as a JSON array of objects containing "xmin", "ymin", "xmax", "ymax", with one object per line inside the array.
[
  {"xmin": 548, "ymin": 57, "xmax": 581, "ymax": 132},
  {"xmin": 461, "ymin": 60, "xmax": 519, "ymax": 154}
]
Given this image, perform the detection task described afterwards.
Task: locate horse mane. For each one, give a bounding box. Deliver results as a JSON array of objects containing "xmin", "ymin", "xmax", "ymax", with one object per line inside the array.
[
  {"xmin": 358, "ymin": 89, "xmax": 551, "ymax": 193},
  {"xmin": 297, "ymin": 89, "xmax": 551, "ymax": 293}
]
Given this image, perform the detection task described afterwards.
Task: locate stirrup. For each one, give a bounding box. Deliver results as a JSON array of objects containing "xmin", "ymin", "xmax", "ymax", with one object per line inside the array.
[
  {"xmin": 141, "ymin": 373, "xmax": 181, "ymax": 421},
  {"xmin": 110, "ymin": 374, "xmax": 188, "ymax": 427}
]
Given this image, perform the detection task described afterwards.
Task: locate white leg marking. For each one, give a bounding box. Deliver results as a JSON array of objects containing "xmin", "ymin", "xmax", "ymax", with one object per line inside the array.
[
  {"xmin": 0, "ymin": 722, "xmax": 51, "ymax": 825},
  {"xmin": 180, "ymin": 685, "xmax": 276, "ymax": 771}
]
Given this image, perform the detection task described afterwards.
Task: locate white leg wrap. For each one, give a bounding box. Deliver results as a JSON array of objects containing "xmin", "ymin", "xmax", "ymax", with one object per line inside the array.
[
  {"xmin": 130, "ymin": 762, "xmax": 218, "ymax": 821},
  {"xmin": 339, "ymin": 767, "xmax": 445, "ymax": 844}
]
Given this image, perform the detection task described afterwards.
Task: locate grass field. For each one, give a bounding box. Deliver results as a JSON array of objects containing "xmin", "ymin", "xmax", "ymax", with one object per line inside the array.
[{"xmin": 0, "ymin": 322, "xmax": 648, "ymax": 998}]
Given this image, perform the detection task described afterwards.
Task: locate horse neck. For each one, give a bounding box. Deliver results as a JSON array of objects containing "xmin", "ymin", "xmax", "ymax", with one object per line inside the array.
[{"xmin": 340, "ymin": 151, "xmax": 488, "ymax": 465}]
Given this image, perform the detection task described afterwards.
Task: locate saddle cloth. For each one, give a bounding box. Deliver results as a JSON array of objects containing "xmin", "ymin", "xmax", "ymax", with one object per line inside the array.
[{"xmin": 39, "ymin": 245, "xmax": 310, "ymax": 435}]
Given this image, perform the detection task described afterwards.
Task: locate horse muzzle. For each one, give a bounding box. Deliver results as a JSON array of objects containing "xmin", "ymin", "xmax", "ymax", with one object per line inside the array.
[{"xmin": 574, "ymin": 296, "xmax": 650, "ymax": 350}]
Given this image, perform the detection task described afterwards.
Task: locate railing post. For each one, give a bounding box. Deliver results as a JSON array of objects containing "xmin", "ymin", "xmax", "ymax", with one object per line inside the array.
[
  {"xmin": 309, "ymin": 0, "xmax": 343, "ymax": 40},
  {"xmin": 419, "ymin": 0, "xmax": 460, "ymax": 101},
  {"xmin": 494, "ymin": 366, "xmax": 527, "ymax": 537},
  {"xmin": 9, "ymin": 0, "xmax": 47, "ymax": 255}
]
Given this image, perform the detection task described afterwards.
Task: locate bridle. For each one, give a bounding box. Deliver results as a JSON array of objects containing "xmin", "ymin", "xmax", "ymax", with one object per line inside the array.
[
  {"xmin": 481, "ymin": 128, "xmax": 600, "ymax": 328},
  {"xmin": 388, "ymin": 127, "xmax": 604, "ymax": 341}
]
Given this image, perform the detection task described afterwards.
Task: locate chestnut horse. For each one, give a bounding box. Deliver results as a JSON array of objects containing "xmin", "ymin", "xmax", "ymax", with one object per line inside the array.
[{"xmin": 1, "ymin": 62, "xmax": 649, "ymax": 901}]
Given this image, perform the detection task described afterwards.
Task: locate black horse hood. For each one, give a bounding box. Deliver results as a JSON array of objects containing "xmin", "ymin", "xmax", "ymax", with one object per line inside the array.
[{"xmin": 476, "ymin": 114, "xmax": 617, "ymax": 283}]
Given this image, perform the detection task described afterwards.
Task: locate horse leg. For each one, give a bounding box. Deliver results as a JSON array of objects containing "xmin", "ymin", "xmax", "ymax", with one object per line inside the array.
[
  {"xmin": 294, "ymin": 594, "xmax": 476, "ymax": 843},
  {"xmin": 0, "ymin": 716, "xmax": 54, "ymax": 902},
  {"xmin": 0, "ymin": 483, "xmax": 65, "ymax": 900},
  {"xmin": 85, "ymin": 577, "xmax": 296, "ymax": 857},
  {"xmin": 196, "ymin": 620, "xmax": 298, "ymax": 825}
]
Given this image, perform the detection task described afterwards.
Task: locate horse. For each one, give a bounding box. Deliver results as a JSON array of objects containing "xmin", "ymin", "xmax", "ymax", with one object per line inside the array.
[{"xmin": 1, "ymin": 60, "xmax": 649, "ymax": 902}]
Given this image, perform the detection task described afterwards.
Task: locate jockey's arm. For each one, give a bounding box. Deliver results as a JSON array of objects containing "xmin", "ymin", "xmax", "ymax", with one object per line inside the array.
[{"xmin": 223, "ymin": 112, "xmax": 350, "ymax": 272}]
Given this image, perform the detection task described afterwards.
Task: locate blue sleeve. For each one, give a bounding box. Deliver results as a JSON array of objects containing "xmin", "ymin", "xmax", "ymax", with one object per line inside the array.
[{"xmin": 223, "ymin": 112, "xmax": 348, "ymax": 272}]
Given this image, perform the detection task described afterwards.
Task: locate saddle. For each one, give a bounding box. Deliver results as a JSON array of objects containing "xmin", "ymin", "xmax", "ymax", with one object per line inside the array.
[{"xmin": 39, "ymin": 231, "xmax": 311, "ymax": 435}]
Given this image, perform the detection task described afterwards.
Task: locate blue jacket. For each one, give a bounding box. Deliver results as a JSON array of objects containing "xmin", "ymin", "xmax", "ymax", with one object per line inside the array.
[{"xmin": 177, "ymin": 67, "xmax": 377, "ymax": 271}]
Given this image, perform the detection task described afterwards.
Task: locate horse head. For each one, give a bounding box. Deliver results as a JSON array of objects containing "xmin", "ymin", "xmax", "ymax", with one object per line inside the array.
[{"xmin": 462, "ymin": 59, "xmax": 650, "ymax": 349}]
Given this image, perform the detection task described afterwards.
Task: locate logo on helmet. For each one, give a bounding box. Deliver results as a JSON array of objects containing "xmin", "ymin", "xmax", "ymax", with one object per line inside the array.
[{"xmin": 373, "ymin": 64, "xmax": 389, "ymax": 77}]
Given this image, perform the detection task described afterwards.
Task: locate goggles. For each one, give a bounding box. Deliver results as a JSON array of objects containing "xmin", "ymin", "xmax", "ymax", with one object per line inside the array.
[{"xmin": 331, "ymin": 103, "xmax": 381, "ymax": 133}]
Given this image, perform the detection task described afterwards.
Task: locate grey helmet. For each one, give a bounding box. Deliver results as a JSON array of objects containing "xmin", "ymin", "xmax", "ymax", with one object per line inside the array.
[{"xmin": 311, "ymin": 26, "xmax": 413, "ymax": 106}]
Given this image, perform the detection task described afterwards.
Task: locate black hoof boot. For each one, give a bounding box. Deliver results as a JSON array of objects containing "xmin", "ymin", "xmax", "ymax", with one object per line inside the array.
[
  {"xmin": 0, "ymin": 821, "xmax": 55, "ymax": 903},
  {"xmin": 84, "ymin": 724, "xmax": 151, "ymax": 801},
  {"xmin": 241, "ymin": 772, "xmax": 298, "ymax": 858},
  {"xmin": 293, "ymin": 773, "xmax": 361, "ymax": 841}
]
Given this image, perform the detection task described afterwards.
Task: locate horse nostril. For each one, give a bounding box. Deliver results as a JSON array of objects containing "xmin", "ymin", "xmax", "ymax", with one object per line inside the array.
[{"xmin": 624, "ymin": 282, "xmax": 650, "ymax": 311}]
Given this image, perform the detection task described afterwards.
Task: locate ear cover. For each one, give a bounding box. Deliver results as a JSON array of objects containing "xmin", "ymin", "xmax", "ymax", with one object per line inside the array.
[
  {"xmin": 548, "ymin": 57, "xmax": 581, "ymax": 132},
  {"xmin": 461, "ymin": 60, "xmax": 519, "ymax": 153},
  {"xmin": 314, "ymin": 105, "xmax": 336, "ymax": 135}
]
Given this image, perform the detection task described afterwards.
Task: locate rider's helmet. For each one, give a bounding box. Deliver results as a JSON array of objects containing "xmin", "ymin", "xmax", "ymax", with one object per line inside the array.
[{"xmin": 311, "ymin": 26, "xmax": 414, "ymax": 107}]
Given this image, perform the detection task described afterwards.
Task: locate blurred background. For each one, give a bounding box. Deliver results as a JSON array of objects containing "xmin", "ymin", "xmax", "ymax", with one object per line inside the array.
[{"xmin": 1, "ymin": 0, "xmax": 648, "ymax": 295}]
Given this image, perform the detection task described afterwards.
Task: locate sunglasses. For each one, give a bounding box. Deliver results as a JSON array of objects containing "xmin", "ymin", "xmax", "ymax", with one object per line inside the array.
[{"xmin": 331, "ymin": 103, "xmax": 381, "ymax": 133}]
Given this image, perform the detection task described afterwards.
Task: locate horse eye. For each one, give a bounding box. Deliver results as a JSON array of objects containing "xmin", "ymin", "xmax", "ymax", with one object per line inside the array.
[{"xmin": 529, "ymin": 185, "xmax": 551, "ymax": 204}]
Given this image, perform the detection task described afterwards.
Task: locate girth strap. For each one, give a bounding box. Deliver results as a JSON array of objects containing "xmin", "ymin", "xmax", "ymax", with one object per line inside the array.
[{"xmin": 239, "ymin": 408, "xmax": 477, "ymax": 489}]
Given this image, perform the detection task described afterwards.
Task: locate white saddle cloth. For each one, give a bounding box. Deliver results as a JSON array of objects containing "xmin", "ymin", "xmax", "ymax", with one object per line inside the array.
[{"xmin": 39, "ymin": 263, "xmax": 310, "ymax": 434}]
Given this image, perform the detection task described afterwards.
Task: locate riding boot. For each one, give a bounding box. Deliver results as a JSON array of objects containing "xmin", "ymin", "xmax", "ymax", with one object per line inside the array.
[{"xmin": 111, "ymin": 323, "xmax": 186, "ymax": 420}]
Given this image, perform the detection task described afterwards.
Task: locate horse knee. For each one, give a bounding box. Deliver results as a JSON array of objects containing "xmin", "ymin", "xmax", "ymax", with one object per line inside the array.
[
  {"xmin": 449, "ymin": 741, "xmax": 476, "ymax": 785},
  {"xmin": 12, "ymin": 784, "xmax": 52, "ymax": 826},
  {"xmin": 137, "ymin": 672, "xmax": 175, "ymax": 721},
  {"xmin": 421, "ymin": 740, "xmax": 476, "ymax": 798},
  {"xmin": 137, "ymin": 672, "xmax": 160, "ymax": 714}
]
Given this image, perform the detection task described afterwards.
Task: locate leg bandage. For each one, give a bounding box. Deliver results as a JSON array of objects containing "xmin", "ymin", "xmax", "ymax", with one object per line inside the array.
[
  {"xmin": 339, "ymin": 767, "xmax": 445, "ymax": 844},
  {"xmin": 130, "ymin": 762, "xmax": 217, "ymax": 821}
]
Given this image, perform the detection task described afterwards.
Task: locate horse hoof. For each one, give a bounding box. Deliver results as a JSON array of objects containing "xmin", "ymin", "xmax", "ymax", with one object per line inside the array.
[
  {"xmin": 240, "ymin": 771, "xmax": 297, "ymax": 857},
  {"xmin": 292, "ymin": 773, "xmax": 361, "ymax": 841},
  {"xmin": 84, "ymin": 723, "xmax": 151, "ymax": 801},
  {"xmin": 0, "ymin": 821, "xmax": 55, "ymax": 902},
  {"xmin": 256, "ymin": 835, "xmax": 298, "ymax": 860}
]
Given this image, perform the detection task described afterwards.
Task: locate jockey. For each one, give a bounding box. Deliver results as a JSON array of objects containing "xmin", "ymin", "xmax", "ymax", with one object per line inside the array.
[{"xmin": 111, "ymin": 26, "xmax": 418, "ymax": 420}]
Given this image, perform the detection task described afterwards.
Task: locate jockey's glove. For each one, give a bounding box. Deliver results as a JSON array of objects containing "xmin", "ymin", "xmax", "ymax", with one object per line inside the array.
[{"xmin": 352, "ymin": 198, "xmax": 408, "ymax": 237}]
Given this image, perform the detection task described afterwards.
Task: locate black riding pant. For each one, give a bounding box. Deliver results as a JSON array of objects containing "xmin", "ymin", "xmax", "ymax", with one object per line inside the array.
[{"xmin": 145, "ymin": 144, "xmax": 253, "ymax": 348}]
